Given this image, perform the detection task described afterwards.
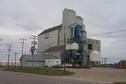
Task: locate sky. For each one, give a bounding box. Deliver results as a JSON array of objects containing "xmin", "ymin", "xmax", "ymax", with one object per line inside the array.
[{"xmin": 0, "ymin": 0, "xmax": 126, "ymax": 63}]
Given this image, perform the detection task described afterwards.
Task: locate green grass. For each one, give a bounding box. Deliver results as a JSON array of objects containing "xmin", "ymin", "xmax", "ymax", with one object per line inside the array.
[
  {"xmin": 4, "ymin": 67, "xmax": 74, "ymax": 76},
  {"xmin": 113, "ymin": 82, "xmax": 126, "ymax": 84}
]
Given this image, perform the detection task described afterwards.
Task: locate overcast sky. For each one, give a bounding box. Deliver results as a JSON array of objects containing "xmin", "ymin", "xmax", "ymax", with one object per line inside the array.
[{"xmin": 0, "ymin": 0, "xmax": 126, "ymax": 63}]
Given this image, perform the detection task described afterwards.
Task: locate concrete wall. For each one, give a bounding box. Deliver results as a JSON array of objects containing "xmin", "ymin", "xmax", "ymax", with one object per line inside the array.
[
  {"xmin": 62, "ymin": 9, "xmax": 76, "ymax": 26},
  {"xmin": 59, "ymin": 9, "xmax": 84, "ymax": 46},
  {"xmin": 87, "ymin": 38, "xmax": 101, "ymax": 64},
  {"xmin": 59, "ymin": 8, "xmax": 75, "ymax": 45},
  {"xmin": 45, "ymin": 59, "xmax": 61, "ymax": 67},
  {"xmin": 87, "ymin": 38, "xmax": 101, "ymax": 52},
  {"xmin": 38, "ymin": 30, "xmax": 58, "ymax": 53},
  {"xmin": 62, "ymin": 9, "xmax": 83, "ymax": 26},
  {"xmin": 76, "ymin": 16, "xmax": 83, "ymax": 24},
  {"xmin": 83, "ymin": 42, "xmax": 89, "ymax": 65}
]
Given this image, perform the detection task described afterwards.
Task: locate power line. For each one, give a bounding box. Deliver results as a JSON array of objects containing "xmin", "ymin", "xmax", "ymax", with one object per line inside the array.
[{"xmin": 88, "ymin": 29, "xmax": 126, "ymax": 36}]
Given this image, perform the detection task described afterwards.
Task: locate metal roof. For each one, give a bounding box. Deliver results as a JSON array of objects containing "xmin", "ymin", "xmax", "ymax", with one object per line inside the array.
[
  {"xmin": 20, "ymin": 54, "xmax": 54, "ymax": 61},
  {"xmin": 43, "ymin": 45, "xmax": 64, "ymax": 53},
  {"xmin": 38, "ymin": 25, "xmax": 62, "ymax": 36}
]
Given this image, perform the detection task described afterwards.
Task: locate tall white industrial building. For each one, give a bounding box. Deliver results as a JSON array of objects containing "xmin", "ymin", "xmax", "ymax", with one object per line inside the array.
[{"xmin": 37, "ymin": 9, "xmax": 101, "ymax": 66}]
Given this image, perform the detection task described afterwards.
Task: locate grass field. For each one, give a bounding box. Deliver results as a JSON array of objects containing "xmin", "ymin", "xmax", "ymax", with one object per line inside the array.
[{"xmin": 4, "ymin": 67, "xmax": 74, "ymax": 76}]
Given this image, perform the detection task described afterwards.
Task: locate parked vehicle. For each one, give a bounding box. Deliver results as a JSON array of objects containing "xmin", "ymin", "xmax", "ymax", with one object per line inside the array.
[
  {"xmin": 79, "ymin": 65, "xmax": 91, "ymax": 68},
  {"xmin": 53, "ymin": 64, "xmax": 63, "ymax": 68}
]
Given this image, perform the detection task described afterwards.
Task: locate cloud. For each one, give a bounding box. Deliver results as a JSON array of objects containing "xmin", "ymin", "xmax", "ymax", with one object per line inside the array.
[{"xmin": 0, "ymin": 0, "xmax": 126, "ymax": 63}]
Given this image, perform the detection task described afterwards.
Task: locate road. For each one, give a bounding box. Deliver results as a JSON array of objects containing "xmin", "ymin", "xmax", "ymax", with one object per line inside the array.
[{"xmin": 0, "ymin": 71, "xmax": 110, "ymax": 84}]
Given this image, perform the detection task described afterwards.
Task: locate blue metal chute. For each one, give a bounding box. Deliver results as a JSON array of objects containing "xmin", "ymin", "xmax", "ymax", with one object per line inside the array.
[
  {"xmin": 62, "ymin": 24, "xmax": 82, "ymax": 64},
  {"xmin": 65, "ymin": 50, "xmax": 69, "ymax": 63},
  {"xmin": 62, "ymin": 50, "xmax": 70, "ymax": 64},
  {"xmin": 74, "ymin": 24, "xmax": 83, "ymax": 62},
  {"xmin": 71, "ymin": 27, "xmax": 74, "ymax": 39},
  {"xmin": 74, "ymin": 24, "xmax": 81, "ymax": 43}
]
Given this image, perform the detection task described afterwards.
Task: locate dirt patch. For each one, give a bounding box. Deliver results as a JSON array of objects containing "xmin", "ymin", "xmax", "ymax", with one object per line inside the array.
[
  {"xmin": 0, "ymin": 66, "xmax": 7, "ymax": 70},
  {"xmin": 62, "ymin": 68, "xmax": 126, "ymax": 83}
]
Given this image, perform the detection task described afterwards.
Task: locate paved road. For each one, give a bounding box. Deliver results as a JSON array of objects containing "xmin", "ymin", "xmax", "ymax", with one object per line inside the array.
[{"xmin": 0, "ymin": 71, "xmax": 110, "ymax": 84}]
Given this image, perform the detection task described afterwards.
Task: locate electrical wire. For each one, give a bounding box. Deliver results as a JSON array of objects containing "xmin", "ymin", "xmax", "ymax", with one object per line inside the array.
[{"xmin": 88, "ymin": 29, "xmax": 126, "ymax": 36}]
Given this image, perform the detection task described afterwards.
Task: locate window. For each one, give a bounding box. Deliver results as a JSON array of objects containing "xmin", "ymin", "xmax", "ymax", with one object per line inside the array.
[
  {"xmin": 44, "ymin": 34, "xmax": 49, "ymax": 39},
  {"xmin": 56, "ymin": 61, "xmax": 59, "ymax": 63},
  {"xmin": 88, "ymin": 44, "xmax": 92, "ymax": 49}
]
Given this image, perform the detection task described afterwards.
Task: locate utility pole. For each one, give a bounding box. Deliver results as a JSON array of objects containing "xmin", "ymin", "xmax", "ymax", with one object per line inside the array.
[
  {"xmin": 32, "ymin": 35, "xmax": 37, "ymax": 46},
  {"xmin": 0, "ymin": 39, "xmax": 3, "ymax": 58},
  {"xmin": 104, "ymin": 57, "xmax": 108, "ymax": 64},
  {"xmin": 102, "ymin": 57, "xmax": 104, "ymax": 64},
  {"xmin": 7, "ymin": 44, "xmax": 11, "ymax": 68},
  {"xmin": 30, "ymin": 35, "xmax": 37, "ymax": 67},
  {"xmin": 11, "ymin": 60, "xmax": 13, "ymax": 67},
  {"xmin": 63, "ymin": 26, "xmax": 66, "ymax": 72},
  {"xmin": 15, "ymin": 51, "xmax": 17, "ymax": 67},
  {"xmin": 20, "ymin": 38, "xmax": 27, "ymax": 68},
  {"xmin": 20, "ymin": 38, "xmax": 27, "ymax": 56}
]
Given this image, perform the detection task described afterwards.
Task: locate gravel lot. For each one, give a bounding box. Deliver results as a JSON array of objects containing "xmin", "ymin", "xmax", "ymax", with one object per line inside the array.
[{"xmin": 62, "ymin": 68, "xmax": 126, "ymax": 83}]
